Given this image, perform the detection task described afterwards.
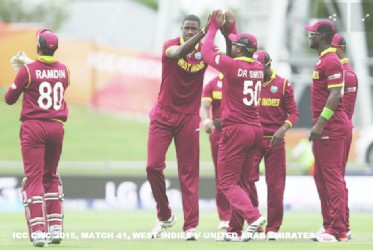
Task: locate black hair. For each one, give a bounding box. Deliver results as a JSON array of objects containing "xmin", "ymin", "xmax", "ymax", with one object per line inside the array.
[
  {"xmin": 338, "ymin": 36, "xmax": 346, "ymax": 46},
  {"xmin": 317, "ymin": 24, "xmax": 335, "ymax": 43},
  {"xmin": 37, "ymin": 33, "xmax": 58, "ymax": 56},
  {"xmin": 242, "ymin": 50, "xmax": 254, "ymax": 58},
  {"xmin": 264, "ymin": 52, "xmax": 271, "ymax": 65},
  {"xmin": 183, "ymin": 14, "xmax": 201, "ymax": 27},
  {"xmin": 324, "ymin": 34, "xmax": 334, "ymax": 43}
]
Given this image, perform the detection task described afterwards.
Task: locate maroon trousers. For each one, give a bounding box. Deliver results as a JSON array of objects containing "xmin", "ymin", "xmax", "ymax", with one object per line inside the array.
[
  {"xmin": 249, "ymin": 138, "xmax": 286, "ymax": 233},
  {"xmin": 209, "ymin": 128, "xmax": 230, "ymax": 221},
  {"xmin": 21, "ymin": 120, "xmax": 64, "ymax": 233},
  {"xmin": 342, "ymin": 129, "xmax": 353, "ymax": 232},
  {"xmin": 313, "ymin": 138, "xmax": 348, "ymax": 239},
  {"xmin": 217, "ymin": 124, "xmax": 263, "ymax": 232},
  {"xmin": 146, "ymin": 105, "xmax": 200, "ymax": 231}
]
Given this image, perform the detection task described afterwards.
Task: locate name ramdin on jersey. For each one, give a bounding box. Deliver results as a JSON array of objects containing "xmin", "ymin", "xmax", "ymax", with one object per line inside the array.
[{"xmin": 36, "ymin": 69, "xmax": 66, "ymax": 79}]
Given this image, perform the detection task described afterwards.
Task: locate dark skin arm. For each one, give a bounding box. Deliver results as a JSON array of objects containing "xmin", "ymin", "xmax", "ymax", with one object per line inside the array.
[
  {"xmin": 201, "ymin": 100, "xmax": 214, "ymax": 134},
  {"xmin": 220, "ymin": 10, "xmax": 236, "ymax": 57},
  {"xmin": 271, "ymin": 123, "xmax": 291, "ymax": 147},
  {"xmin": 309, "ymin": 87, "xmax": 342, "ymax": 141},
  {"xmin": 166, "ymin": 15, "xmax": 212, "ymax": 59}
]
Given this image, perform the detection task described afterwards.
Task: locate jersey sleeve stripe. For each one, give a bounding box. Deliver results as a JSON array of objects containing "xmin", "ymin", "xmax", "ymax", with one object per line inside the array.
[
  {"xmin": 201, "ymin": 97, "xmax": 212, "ymax": 102},
  {"xmin": 327, "ymin": 83, "xmax": 343, "ymax": 88},
  {"xmin": 285, "ymin": 120, "xmax": 293, "ymax": 128},
  {"xmin": 282, "ymin": 79, "xmax": 287, "ymax": 96},
  {"xmin": 49, "ymin": 118, "xmax": 64, "ymax": 123},
  {"xmin": 24, "ymin": 65, "xmax": 31, "ymax": 89},
  {"xmin": 65, "ymin": 65, "xmax": 71, "ymax": 86}
]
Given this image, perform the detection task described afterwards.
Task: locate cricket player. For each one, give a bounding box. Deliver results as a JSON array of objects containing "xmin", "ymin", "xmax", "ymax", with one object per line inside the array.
[
  {"xmin": 248, "ymin": 50, "xmax": 299, "ymax": 240},
  {"xmin": 201, "ymin": 73, "xmax": 231, "ymax": 229},
  {"xmin": 201, "ymin": 10, "xmax": 266, "ymax": 242},
  {"xmin": 5, "ymin": 29, "xmax": 69, "ymax": 247},
  {"xmin": 305, "ymin": 20, "xmax": 351, "ymax": 242},
  {"xmin": 329, "ymin": 33, "xmax": 357, "ymax": 240},
  {"xmin": 146, "ymin": 14, "xmax": 210, "ymax": 240}
]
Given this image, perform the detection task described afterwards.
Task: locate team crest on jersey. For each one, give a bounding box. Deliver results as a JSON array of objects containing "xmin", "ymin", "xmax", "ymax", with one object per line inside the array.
[
  {"xmin": 217, "ymin": 80, "xmax": 222, "ymax": 88},
  {"xmin": 194, "ymin": 52, "xmax": 202, "ymax": 60},
  {"xmin": 270, "ymin": 85, "xmax": 278, "ymax": 93}
]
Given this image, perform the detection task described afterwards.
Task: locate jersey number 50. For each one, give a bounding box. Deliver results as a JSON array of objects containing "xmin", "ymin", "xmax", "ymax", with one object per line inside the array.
[
  {"xmin": 243, "ymin": 80, "xmax": 261, "ymax": 106},
  {"xmin": 38, "ymin": 81, "xmax": 64, "ymax": 110}
]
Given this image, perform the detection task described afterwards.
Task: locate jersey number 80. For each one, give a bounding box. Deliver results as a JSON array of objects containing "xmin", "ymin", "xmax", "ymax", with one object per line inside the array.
[{"xmin": 38, "ymin": 81, "xmax": 64, "ymax": 110}]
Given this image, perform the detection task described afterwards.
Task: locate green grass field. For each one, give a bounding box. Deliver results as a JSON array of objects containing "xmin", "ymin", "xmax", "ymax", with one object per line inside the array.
[
  {"xmin": 0, "ymin": 88, "xmax": 212, "ymax": 162},
  {"xmin": 0, "ymin": 211, "xmax": 372, "ymax": 249},
  {"xmin": 1, "ymin": 89, "xmax": 372, "ymax": 250}
]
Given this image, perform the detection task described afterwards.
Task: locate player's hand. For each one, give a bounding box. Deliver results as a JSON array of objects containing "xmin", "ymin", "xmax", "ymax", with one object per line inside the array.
[
  {"xmin": 10, "ymin": 51, "xmax": 33, "ymax": 71},
  {"xmin": 220, "ymin": 10, "xmax": 236, "ymax": 36},
  {"xmin": 211, "ymin": 9, "xmax": 221, "ymax": 19},
  {"xmin": 309, "ymin": 123, "xmax": 323, "ymax": 141},
  {"xmin": 203, "ymin": 119, "xmax": 214, "ymax": 134},
  {"xmin": 215, "ymin": 10, "xmax": 225, "ymax": 27},
  {"xmin": 203, "ymin": 14, "xmax": 212, "ymax": 33},
  {"xmin": 210, "ymin": 9, "xmax": 224, "ymax": 25},
  {"xmin": 270, "ymin": 127, "xmax": 286, "ymax": 148}
]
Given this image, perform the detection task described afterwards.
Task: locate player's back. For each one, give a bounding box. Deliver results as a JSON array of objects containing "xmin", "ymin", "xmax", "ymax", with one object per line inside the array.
[
  {"xmin": 221, "ymin": 59, "xmax": 263, "ymax": 127},
  {"xmin": 202, "ymin": 75, "xmax": 223, "ymax": 119},
  {"xmin": 342, "ymin": 62, "xmax": 358, "ymax": 121},
  {"xmin": 21, "ymin": 59, "xmax": 69, "ymax": 122}
]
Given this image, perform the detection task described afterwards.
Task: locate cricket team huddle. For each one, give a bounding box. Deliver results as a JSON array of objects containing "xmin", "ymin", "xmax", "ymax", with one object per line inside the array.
[{"xmin": 5, "ymin": 9, "xmax": 358, "ymax": 247}]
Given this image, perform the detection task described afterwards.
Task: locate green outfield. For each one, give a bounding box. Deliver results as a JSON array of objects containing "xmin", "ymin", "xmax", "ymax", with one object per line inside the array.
[
  {"xmin": 1, "ymin": 88, "xmax": 311, "ymax": 176},
  {"xmin": 0, "ymin": 88, "xmax": 212, "ymax": 162},
  {"xmin": 0, "ymin": 211, "xmax": 372, "ymax": 250}
]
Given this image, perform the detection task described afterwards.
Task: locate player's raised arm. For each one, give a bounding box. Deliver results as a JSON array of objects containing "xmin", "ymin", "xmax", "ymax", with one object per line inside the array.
[
  {"xmin": 166, "ymin": 15, "xmax": 209, "ymax": 59},
  {"xmin": 201, "ymin": 10, "xmax": 231, "ymax": 73},
  {"xmin": 220, "ymin": 10, "xmax": 237, "ymax": 57},
  {"xmin": 5, "ymin": 66, "xmax": 30, "ymax": 105}
]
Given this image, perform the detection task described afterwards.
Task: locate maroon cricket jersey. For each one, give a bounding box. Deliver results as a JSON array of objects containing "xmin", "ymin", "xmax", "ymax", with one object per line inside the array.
[
  {"xmin": 311, "ymin": 48, "xmax": 349, "ymax": 137},
  {"xmin": 340, "ymin": 58, "xmax": 358, "ymax": 121},
  {"xmin": 156, "ymin": 37, "xmax": 207, "ymax": 114},
  {"xmin": 201, "ymin": 74, "xmax": 223, "ymax": 119},
  {"xmin": 259, "ymin": 70, "xmax": 299, "ymax": 136},
  {"xmin": 5, "ymin": 56, "xmax": 70, "ymax": 122},
  {"xmin": 202, "ymin": 39, "xmax": 263, "ymax": 127}
]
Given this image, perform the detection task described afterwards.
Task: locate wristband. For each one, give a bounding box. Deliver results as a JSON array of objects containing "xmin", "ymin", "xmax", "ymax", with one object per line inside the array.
[{"xmin": 320, "ymin": 107, "xmax": 334, "ymax": 120}]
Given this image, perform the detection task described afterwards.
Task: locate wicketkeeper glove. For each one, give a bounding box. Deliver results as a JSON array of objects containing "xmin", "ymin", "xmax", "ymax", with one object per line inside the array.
[{"xmin": 10, "ymin": 51, "xmax": 33, "ymax": 71}]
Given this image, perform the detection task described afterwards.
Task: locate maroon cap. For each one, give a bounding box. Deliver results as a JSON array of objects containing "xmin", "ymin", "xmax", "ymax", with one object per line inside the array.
[
  {"xmin": 331, "ymin": 33, "xmax": 346, "ymax": 47},
  {"xmin": 305, "ymin": 20, "xmax": 336, "ymax": 35},
  {"xmin": 254, "ymin": 50, "xmax": 271, "ymax": 66},
  {"xmin": 36, "ymin": 28, "xmax": 58, "ymax": 51},
  {"xmin": 228, "ymin": 33, "xmax": 258, "ymax": 53}
]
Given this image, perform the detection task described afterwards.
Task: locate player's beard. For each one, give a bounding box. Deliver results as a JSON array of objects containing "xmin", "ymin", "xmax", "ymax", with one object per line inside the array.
[{"xmin": 309, "ymin": 40, "xmax": 317, "ymax": 49}]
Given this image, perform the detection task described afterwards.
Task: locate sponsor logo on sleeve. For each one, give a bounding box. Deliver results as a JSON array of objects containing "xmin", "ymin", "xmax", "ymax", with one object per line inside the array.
[
  {"xmin": 327, "ymin": 73, "xmax": 342, "ymax": 80},
  {"xmin": 215, "ymin": 55, "xmax": 220, "ymax": 65},
  {"xmin": 11, "ymin": 83, "xmax": 17, "ymax": 90},
  {"xmin": 346, "ymin": 87, "xmax": 357, "ymax": 92},
  {"xmin": 312, "ymin": 71, "xmax": 319, "ymax": 79}
]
